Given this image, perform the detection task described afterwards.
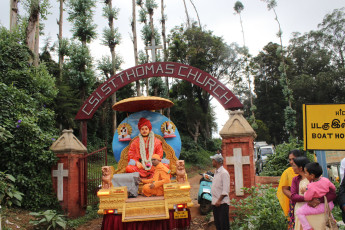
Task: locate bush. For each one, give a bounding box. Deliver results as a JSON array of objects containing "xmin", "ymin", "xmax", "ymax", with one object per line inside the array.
[
  {"xmin": 0, "ymin": 27, "xmax": 59, "ymax": 210},
  {"xmin": 260, "ymin": 138, "xmax": 313, "ymax": 176},
  {"xmin": 230, "ymin": 184, "xmax": 287, "ymax": 229},
  {"xmin": 0, "ymin": 172, "xmax": 24, "ymax": 209},
  {"xmin": 179, "ymin": 146, "xmax": 213, "ymax": 167},
  {"xmin": 30, "ymin": 210, "xmax": 67, "ymax": 230}
]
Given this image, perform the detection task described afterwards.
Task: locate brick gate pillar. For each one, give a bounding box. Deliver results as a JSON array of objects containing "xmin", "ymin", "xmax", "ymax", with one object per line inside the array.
[
  {"xmin": 50, "ymin": 129, "xmax": 87, "ymax": 217},
  {"xmin": 219, "ymin": 110, "xmax": 256, "ymax": 200}
]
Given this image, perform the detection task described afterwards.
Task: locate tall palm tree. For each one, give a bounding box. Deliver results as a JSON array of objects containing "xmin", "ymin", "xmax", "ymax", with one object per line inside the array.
[
  {"xmin": 234, "ymin": 1, "xmax": 256, "ymax": 127},
  {"xmin": 262, "ymin": 0, "xmax": 296, "ymax": 137}
]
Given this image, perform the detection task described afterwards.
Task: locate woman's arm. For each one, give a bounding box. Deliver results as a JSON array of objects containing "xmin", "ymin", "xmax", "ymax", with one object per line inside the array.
[
  {"xmin": 290, "ymin": 176, "xmax": 305, "ymax": 202},
  {"xmin": 319, "ymin": 186, "xmax": 336, "ymax": 203},
  {"xmin": 282, "ymin": 186, "xmax": 291, "ymax": 199}
]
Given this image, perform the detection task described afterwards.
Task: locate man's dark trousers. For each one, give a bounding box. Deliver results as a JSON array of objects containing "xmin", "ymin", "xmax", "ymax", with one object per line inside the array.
[{"xmin": 213, "ymin": 203, "xmax": 230, "ymax": 230}]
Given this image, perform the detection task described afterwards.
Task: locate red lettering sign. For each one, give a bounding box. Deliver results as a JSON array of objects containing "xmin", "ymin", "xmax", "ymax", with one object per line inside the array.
[{"xmin": 75, "ymin": 62, "xmax": 243, "ymax": 120}]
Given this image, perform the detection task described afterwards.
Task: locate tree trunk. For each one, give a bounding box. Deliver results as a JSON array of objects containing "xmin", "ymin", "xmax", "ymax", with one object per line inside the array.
[
  {"xmin": 187, "ymin": 121, "xmax": 200, "ymax": 143},
  {"xmin": 58, "ymin": 0, "xmax": 64, "ymax": 81},
  {"xmin": 112, "ymin": 93, "xmax": 117, "ymax": 134},
  {"xmin": 182, "ymin": 0, "xmax": 190, "ymax": 27},
  {"xmin": 161, "ymin": 0, "xmax": 170, "ymax": 117},
  {"xmin": 238, "ymin": 11, "xmax": 256, "ymax": 124},
  {"xmin": 189, "ymin": 0, "xmax": 201, "ymax": 28},
  {"xmin": 10, "ymin": 0, "xmax": 19, "ymax": 31},
  {"xmin": 26, "ymin": 1, "xmax": 40, "ymax": 53},
  {"xmin": 132, "ymin": 0, "xmax": 140, "ymax": 96},
  {"xmin": 33, "ymin": 14, "xmax": 39, "ymax": 66},
  {"xmin": 197, "ymin": 89, "xmax": 211, "ymax": 139},
  {"xmin": 107, "ymin": 0, "xmax": 117, "ymax": 133},
  {"xmin": 149, "ymin": 10, "xmax": 155, "ymax": 95}
]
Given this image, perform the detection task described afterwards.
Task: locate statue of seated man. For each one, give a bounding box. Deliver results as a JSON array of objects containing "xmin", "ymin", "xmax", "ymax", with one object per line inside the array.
[
  {"xmin": 125, "ymin": 117, "xmax": 164, "ymax": 178},
  {"xmin": 141, "ymin": 154, "xmax": 171, "ymax": 197}
]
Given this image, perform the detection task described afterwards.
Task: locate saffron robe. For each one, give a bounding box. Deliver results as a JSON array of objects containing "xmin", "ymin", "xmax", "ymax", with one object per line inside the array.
[
  {"xmin": 125, "ymin": 136, "xmax": 163, "ymax": 178},
  {"xmin": 142, "ymin": 162, "xmax": 171, "ymax": 197}
]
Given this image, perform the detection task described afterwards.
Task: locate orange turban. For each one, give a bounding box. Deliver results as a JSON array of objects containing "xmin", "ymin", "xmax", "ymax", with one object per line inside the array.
[
  {"xmin": 152, "ymin": 154, "xmax": 161, "ymax": 161},
  {"xmin": 138, "ymin": 117, "xmax": 152, "ymax": 131}
]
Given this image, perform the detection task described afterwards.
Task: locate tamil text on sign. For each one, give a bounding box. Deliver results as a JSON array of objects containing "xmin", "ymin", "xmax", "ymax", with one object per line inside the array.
[{"xmin": 303, "ymin": 104, "xmax": 345, "ymax": 150}]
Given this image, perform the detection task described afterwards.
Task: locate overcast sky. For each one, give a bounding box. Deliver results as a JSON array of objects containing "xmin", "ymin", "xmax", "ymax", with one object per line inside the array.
[{"xmin": 0, "ymin": 0, "xmax": 344, "ymax": 137}]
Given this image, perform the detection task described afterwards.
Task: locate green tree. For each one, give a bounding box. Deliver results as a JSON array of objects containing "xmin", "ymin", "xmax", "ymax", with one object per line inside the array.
[
  {"xmin": 40, "ymin": 41, "xmax": 80, "ymax": 131},
  {"xmin": 288, "ymin": 29, "xmax": 345, "ymax": 138},
  {"xmin": 67, "ymin": 0, "xmax": 97, "ymax": 46},
  {"xmin": 137, "ymin": 0, "xmax": 161, "ymax": 95},
  {"xmin": 233, "ymin": 1, "xmax": 257, "ymax": 129},
  {"xmin": 252, "ymin": 42, "xmax": 289, "ymax": 144},
  {"xmin": 318, "ymin": 8, "xmax": 345, "ymax": 69},
  {"xmin": 168, "ymin": 24, "xmax": 243, "ymax": 140},
  {"xmin": 0, "ymin": 27, "xmax": 59, "ymax": 209},
  {"xmin": 101, "ymin": 0, "xmax": 122, "ymax": 133},
  {"xmin": 64, "ymin": 41, "xmax": 95, "ymax": 106},
  {"xmin": 262, "ymin": 0, "xmax": 296, "ymax": 138}
]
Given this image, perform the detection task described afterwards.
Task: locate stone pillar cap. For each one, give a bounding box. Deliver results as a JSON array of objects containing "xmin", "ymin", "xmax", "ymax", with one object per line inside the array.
[
  {"xmin": 219, "ymin": 110, "xmax": 257, "ymax": 138},
  {"xmin": 50, "ymin": 129, "xmax": 87, "ymax": 154}
]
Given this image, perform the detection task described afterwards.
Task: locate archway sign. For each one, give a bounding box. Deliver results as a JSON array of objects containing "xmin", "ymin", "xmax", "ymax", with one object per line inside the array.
[{"xmin": 75, "ymin": 62, "xmax": 243, "ymax": 121}]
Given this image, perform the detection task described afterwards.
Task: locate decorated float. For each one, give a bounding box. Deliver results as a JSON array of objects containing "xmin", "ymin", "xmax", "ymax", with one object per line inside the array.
[{"xmin": 97, "ymin": 96, "xmax": 193, "ymax": 229}]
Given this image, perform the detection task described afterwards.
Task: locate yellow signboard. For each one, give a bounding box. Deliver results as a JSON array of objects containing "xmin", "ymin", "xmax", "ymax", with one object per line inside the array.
[
  {"xmin": 303, "ymin": 104, "xmax": 345, "ymax": 150},
  {"xmin": 174, "ymin": 210, "xmax": 188, "ymax": 219}
]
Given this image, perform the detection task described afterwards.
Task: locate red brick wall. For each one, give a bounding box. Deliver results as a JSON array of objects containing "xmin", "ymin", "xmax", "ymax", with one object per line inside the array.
[
  {"xmin": 52, "ymin": 153, "xmax": 85, "ymax": 217},
  {"xmin": 222, "ymin": 136, "xmax": 255, "ymax": 200}
]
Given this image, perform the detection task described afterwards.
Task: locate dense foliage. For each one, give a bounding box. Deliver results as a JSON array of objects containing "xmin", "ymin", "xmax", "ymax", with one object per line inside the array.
[
  {"xmin": 168, "ymin": 24, "xmax": 241, "ymax": 142},
  {"xmin": 1, "ymin": 1, "xmax": 345, "ymax": 221},
  {"xmin": 260, "ymin": 138, "xmax": 314, "ymax": 176},
  {"xmin": 0, "ymin": 28, "xmax": 59, "ymax": 210},
  {"xmin": 179, "ymin": 135, "xmax": 221, "ymax": 167},
  {"xmin": 30, "ymin": 210, "xmax": 67, "ymax": 229},
  {"xmin": 252, "ymin": 8, "xmax": 345, "ymax": 144},
  {"xmin": 230, "ymin": 184, "xmax": 288, "ymax": 229},
  {"xmin": 0, "ymin": 172, "xmax": 24, "ymax": 209}
]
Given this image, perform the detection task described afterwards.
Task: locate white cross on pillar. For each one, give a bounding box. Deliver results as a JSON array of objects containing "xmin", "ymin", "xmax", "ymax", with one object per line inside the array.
[
  {"xmin": 226, "ymin": 148, "xmax": 250, "ymax": 196},
  {"xmin": 53, "ymin": 163, "xmax": 69, "ymax": 201},
  {"xmin": 145, "ymin": 38, "xmax": 162, "ymax": 63}
]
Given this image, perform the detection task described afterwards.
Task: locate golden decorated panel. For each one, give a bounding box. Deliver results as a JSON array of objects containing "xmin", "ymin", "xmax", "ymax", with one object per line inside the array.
[
  {"xmin": 97, "ymin": 186, "xmax": 128, "ymax": 214},
  {"xmin": 122, "ymin": 200, "xmax": 169, "ymax": 222},
  {"xmin": 163, "ymin": 182, "xmax": 193, "ymax": 209}
]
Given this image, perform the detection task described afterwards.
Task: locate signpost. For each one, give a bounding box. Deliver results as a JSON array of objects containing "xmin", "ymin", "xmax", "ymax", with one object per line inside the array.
[
  {"xmin": 303, "ymin": 104, "xmax": 345, "ymax": 150},
  {"xmin": 303, "ymin": 104, "xmax": 345, "ymax": 177}
]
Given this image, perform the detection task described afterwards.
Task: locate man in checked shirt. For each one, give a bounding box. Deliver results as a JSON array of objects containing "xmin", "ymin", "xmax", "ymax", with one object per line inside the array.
[{"xmin": 210, "ymin": 153, "xmax": 230, "ymax": 230}]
